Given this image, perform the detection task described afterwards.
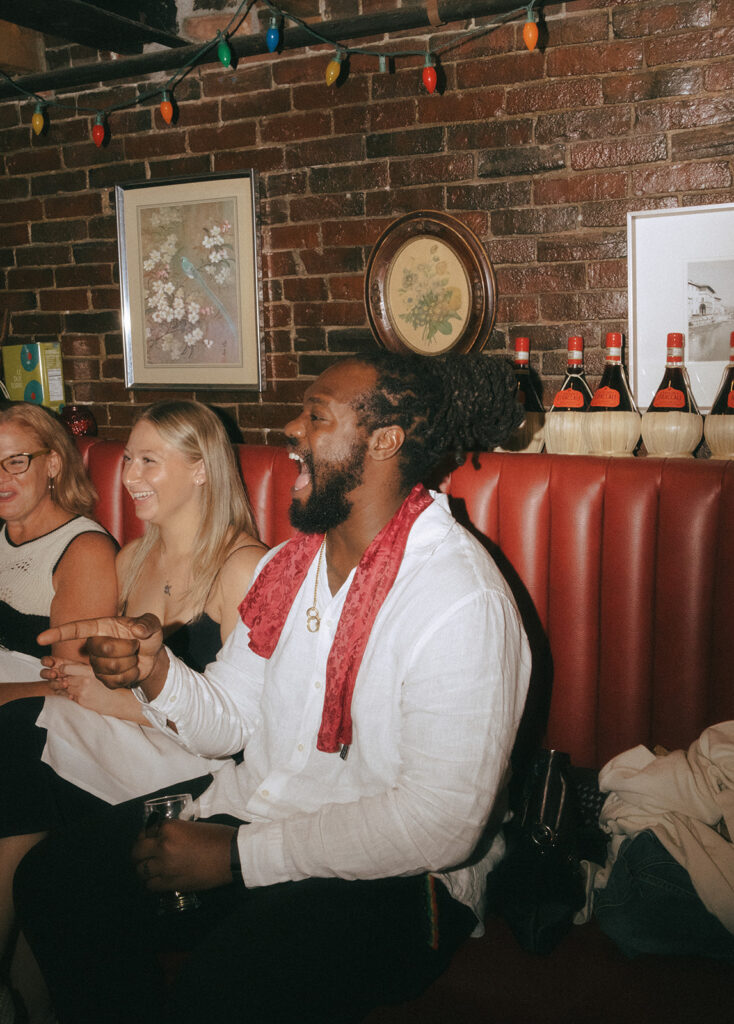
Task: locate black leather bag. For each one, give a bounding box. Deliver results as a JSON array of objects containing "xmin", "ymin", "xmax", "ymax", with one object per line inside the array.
[{"xmin": 487, "ymin": 749, "xmax": 607, "ymax": 955}]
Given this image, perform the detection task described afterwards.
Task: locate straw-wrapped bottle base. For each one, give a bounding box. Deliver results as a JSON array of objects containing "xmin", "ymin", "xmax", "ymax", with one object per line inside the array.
[
  {"xmin": 704, "ymin": 414, "xmax": 734, "ymax": 459},
  {"xmin": 641, "ymin": 411, "xmax": 703, "ymax": 457},
  {"xmin": 585, "ymin": 411, "xmax": 640, "ymax": 456},
  {"xmin": 545, "ymin": 411, "xmax": 589, "ymax": 455}
]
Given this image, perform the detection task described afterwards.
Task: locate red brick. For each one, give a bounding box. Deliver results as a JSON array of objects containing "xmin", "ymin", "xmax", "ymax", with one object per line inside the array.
[
  {"xmin": 571, "ymin": 135, "xmax": 667, "ymax": 170},
  {"xmin": 645, "ymin": 27, "xmax": 734, "ymax": 67},
  {"xmin": 188, "ymin": 122, "xmax": 258, "ymax": 153},
  {"xmin": 448, "ymin": 118, "xmax": 533, "ymax": 151},
  {"xmin": 0, "ymin": 290, "xmax": 35, "ymax": 311},
  {"xmin": 123, "ymin": 131, "xmax": 188, "ymax": 160},
  {"xmin": 265, "ymin": 110, "xmax": 332, "ymax": 143},
  {"xmin": 329, "ymin": 275, "xmax": 364, "ymax": 300},
  {"xmin": 390, "ymin": 153, "xmax": 473, "ymax": 188},
  {"xmin": 0, "ymin": 198, "xmax": 44, "ymax": 225},
  {"xmin": 290, "ymin": 193, "xmax": 365, "ymax": 222},
  {"xmin": 612, "ymin": 1, "xmax": 713, "ymax": 39},
  {"xmin": 293, "ymin": 301, "xmax": 365, "ymax": 326},
  {"xmin": 538, "ymin": 233, "xmax": 627, "ymax": 263},
  {"xmin": 491, "ymin": 206, "xmax": 580, "ymax": 236},
  {"xmin": 587, "ymin": 259, "xmax": 628, "ymax": 289},
  {"xmin": 447, "ymin": 182, "xmax": 531, "ymax": 210},
  {"xmin": 293, "ymin": 79, "xmax": 370, "ymax": 113},
  {"xmin": 548, "ymin": 41, "xmax": 643, "ymax": 78},
  {"xmin": 507, "ymin": 78, "xmax": 603, "ymax": 115},
  {"xmin": 479, "ymin": 145, "xmax": 565, "ymax": 178},
  {"xmin": 214, "ymin": 147, "xmax": 285, "ymax": 174},
  {"xmin": 149, "ymin": 156, "xmax": 212, "ymax": 180},
  {"xmin": 44, "ymin": 193, "xmax": 102, "ymax": 220},
  {"xmin": 488, "ymin": 237, "xmax": 538, "ymax": 265},
  {"xmin": 91, "ymin": 287, "xmax": 121, "ymax": 309},
  {"xmin": 497, "ymin": 295, "xmax": 539, "ymax": 323},
  {"xmin": 497, "ymin": 264, "xmax": 587, "ymax": 294},
  {"xmin": 632, "ymin": 160, "xmax": 731, "ymax": 195},
  {"xmin": 365, "ymin": 185, "xmax": 445, "ymax": 217},
  {"xmin": 310, "ymin": 162, "xmax": 388, "ymax": 193},
  {"xmin": 538, "ymin": 292, "xmax": 583, "ymax": 322},
  {"xmin": 263, "ymin": 303, "xmax": 292, "ymax": 329},
  {"xmin": 221, "ymin": 91, "xmax": 289, "ymax": 122},
  {"xmin": 283, "ymin": 277, "xmax": 328, "ymax": 302},
  {"xmin": 321, "ymin": 219, "xmax": 383, "ymax": 248},
  {"xmin": 268, "ymin": 223, "xmax": 320, "ymax": 251},
  {"xmin": 553, "ymin": 10, "xmax": 609, "ymax": 43},
  {"xmin": 63, "ymin": 357, "xmax": 99, "ymax": 380},
  {"xmin": 536, "ymin": 106, "xmax": 632, "ymax": 143},
  {"xmin": 579, "ymin": 196, "xmax": 677, "ymax": 229},
  {"xmin": 285, "ymin": 135, "xmax": 363, "ymax": 170},
  {"xmin": 174, "ymin": 100, "xmax": 222, "ymax": 127},
  {"xmin": 5, "ymin": 148, "xmax": 62, "ymax": 175},
  {"xmin": 705, "ymin": 57, "xmax": 734, "ymax": 91},
  {"xmin": 534, "ymin": 172, "xmax": 628, "ymax": 205},
  {"xmin": 368, "ymin": 101, "xmax": 418, "ymax": 133},
  {"xmin": 202, "ymin": 63, "xmax": 272, "ymax": 97},
  {"xmin": 300, "ymin": 248, "xmax": 366, "ymax": 276},
  {"xmin": 332, "ymin": 103, "xmax": 370, "ymax": 136},
  {"xmin": 456, "ymin": 52, "xmax": 543, "ymax": 90},
  {"xmin": 417, "ymin": 89, "xmax": 505, "ymax": 125},
  {"xmin": 65, "ymin": 336, "xmax": 102, "ymax": 357},
  {"xmin": 264, "ymin": 251, "xmax": 298, "ymax": 278},
  {"xmin": 7, "ymin": 267, "xmax": 54, "ymax": 289},
  {"xmin": 39, "ymin": 289, "xmax": 89, "ymax": 311}
]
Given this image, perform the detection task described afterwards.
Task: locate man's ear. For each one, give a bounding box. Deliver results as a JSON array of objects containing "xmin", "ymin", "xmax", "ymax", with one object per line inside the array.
[{"xmin": 368, "ymin": 425, "xmax": 405, "ymax": 462}]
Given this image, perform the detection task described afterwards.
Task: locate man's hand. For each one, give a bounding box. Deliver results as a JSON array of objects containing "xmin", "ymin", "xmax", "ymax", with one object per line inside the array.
[
  {"xmin": 37, "ymin": 614, "xmax": 169, "ymax": 695},
  {"xmin": 132, "ymin": 820, "xmax": 236, "ymax": 892}
]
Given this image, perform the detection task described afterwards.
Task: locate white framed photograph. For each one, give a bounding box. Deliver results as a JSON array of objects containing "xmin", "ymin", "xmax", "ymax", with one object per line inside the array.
[
  {"xmin": 115, "ymin": 171, "xmax": 263, "ymax": 391},
  {"xmin": 627, "ymin": 203, "xmax": 734, "ymax": 412}
]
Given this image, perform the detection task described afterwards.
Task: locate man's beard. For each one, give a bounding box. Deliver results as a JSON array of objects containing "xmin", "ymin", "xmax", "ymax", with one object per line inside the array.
[{"xmin": 289, "ymin": 440, "xmax": 367, "ymax": 533}]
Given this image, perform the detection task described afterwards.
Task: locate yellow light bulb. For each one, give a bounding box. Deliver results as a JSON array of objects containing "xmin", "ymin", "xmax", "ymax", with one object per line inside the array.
[
  {"xmin": 325, "ymin": 57, "xmax": 341, "ymax": 87},
  {"xmin": 32, "ymin": 109, "xmax": 45, "ymax": 136}
]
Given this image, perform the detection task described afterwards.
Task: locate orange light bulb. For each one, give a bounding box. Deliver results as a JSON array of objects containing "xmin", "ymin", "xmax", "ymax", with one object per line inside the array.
[
  {"xmin": 160, "ymin": 95, "xmax": 174, "ymax": 124},
  {"xmin": 523, "ymin": 20, "xmax": 539, "ymax": 51}
]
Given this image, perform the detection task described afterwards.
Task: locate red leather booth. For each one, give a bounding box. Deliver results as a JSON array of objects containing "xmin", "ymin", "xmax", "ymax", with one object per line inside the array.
[{"xmin": 77, "ymin": 438, "xmax": 734, "ymax": 1022}]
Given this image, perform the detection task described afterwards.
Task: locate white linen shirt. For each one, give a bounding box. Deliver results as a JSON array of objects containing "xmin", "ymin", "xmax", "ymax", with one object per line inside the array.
[{"xmin": 137, "ymin": 493, "xmax": 531, "ymax": 920}]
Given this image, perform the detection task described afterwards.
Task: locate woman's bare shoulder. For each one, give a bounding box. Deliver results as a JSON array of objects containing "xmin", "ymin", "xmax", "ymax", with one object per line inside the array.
[
  {"xmin": 219, "ymin": 536, "xmax": 268, "ymax": 587},
  {"xmin": 116, "ymin": 537, "xmax": 143, "ymax": 578}
]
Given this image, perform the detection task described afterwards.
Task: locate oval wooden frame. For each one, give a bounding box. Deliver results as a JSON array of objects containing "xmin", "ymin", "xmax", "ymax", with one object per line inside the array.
[{"xmin": 365, "ymin": 211, "xmax": 496, "ymax": 356}]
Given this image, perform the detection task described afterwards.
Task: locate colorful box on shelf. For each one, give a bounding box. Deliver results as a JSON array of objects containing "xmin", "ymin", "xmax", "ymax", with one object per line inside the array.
[{"xmin": 2, "ymin": 343, "xmax": 66, "ymax": 412}]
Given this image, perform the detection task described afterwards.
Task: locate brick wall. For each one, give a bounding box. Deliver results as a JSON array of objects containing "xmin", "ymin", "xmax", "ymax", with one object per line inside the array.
[{"xmin": 0, "ymin": 0, "xmax": 733, "ymax": 441}]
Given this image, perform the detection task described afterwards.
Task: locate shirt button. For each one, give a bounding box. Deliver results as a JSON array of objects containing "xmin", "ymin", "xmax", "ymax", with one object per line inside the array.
[
  {"xmin": 314, "ymin": 681, "xmax": 322, "ymax": 689},
  {"xmin": 297, "ymin": 743, "xmax": 304, "ymax": 751},
  {"xmin": 261, "ymin": 789, "xmax": 269, "ymax": 797}
]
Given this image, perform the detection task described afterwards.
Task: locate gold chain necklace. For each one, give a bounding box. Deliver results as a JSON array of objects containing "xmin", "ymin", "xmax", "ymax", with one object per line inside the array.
[{"xmin": 306, "ymin": 539, "xmax": 326, "ymax": 633}]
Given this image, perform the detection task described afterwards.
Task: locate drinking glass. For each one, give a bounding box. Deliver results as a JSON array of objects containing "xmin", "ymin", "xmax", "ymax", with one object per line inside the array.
[{"xmin": 142, "ymin": 792, "xmax": 202, "ymax": 914}]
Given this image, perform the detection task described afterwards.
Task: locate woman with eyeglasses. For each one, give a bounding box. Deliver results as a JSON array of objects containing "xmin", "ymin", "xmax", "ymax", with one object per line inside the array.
[{"xmin": 0, "ymin": 402, "xmax": 118, "ymax": 681}]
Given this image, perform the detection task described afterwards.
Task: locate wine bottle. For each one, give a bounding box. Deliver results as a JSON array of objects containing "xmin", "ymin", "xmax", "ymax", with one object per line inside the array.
[
  {"xmin": 496, "ymin": 336, "xmax": 545, "ymax": 453},
  {"xmin": 704, "ymin": 330, "xmax": 734, "ymax": 459},
  {"xmin": 544, "ymin": 335, "xmax": 592, "ymax": 455},
  {"xmin": 641, "ymin": 332, "xmax": 702, "ymax": 457},
  {"xmin": 585, "ymin": 332, "xmax": 640, "ymax": 456}
]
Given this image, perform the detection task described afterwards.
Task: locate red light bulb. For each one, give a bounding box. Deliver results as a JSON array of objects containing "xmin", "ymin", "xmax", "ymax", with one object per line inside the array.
[
  {"xmin": 92, "ymin": 118, "xmax": 105, "ymax": 148},
  {"xmin": 422, "ymin": 65, "xmax": 437, "ymax": 94}
]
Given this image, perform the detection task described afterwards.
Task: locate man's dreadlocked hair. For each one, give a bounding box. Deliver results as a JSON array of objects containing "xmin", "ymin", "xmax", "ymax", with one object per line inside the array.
[{"xmin": 349, "ymin": 350, "xmax": 523, "ymax": 489}]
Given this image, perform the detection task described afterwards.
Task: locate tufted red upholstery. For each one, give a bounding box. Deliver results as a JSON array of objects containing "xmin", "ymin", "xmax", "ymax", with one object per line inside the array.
[{"xmin": 79, "ymin": 439, "xmax": 733, "ymax": 770}]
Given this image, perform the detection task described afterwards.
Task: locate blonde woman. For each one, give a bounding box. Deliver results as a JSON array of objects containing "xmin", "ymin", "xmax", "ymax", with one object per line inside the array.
[{"xmin": 0, "ymin": 401, "xmax": 266, "ymax": 1017}]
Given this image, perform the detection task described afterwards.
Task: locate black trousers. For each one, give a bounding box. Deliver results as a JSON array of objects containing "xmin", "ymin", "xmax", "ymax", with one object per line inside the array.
[{"xmin": 14, "ymin": 775, "xmax": 476, "ymax": 1024}]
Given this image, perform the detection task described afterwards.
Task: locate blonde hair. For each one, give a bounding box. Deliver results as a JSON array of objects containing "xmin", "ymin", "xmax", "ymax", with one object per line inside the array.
[
  {"xmin": 119, "ymin": 400, "xmax": 259, "ymax": 619},
  {"xmin": 0, "ymin": 403, "xmax": 97, "ymax": 517}
]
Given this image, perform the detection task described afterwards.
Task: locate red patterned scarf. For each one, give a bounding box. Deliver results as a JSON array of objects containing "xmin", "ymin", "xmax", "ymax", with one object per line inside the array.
[{"xmin": 239, "ymin": 483, "xmax": 433, "ymax": 753}]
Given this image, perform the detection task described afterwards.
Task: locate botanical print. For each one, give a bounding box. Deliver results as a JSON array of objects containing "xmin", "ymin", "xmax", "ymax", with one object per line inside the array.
[
  {"xmin": 139, "ymin": 199, "xmax": 240, "ymax": 366},
  {"xmin": 387, "ymin": 237, "xmax": 470, "ymax": 353}
]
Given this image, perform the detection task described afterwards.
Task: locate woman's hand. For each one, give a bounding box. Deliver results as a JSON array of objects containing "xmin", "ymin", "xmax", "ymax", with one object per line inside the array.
[
  {"xmin": 37, "ymin": 613, "xmax": 170, "ymax": 701},
  {"xmin": 41, "ymin": 657, "xmax": 146, "ymax": 720}
]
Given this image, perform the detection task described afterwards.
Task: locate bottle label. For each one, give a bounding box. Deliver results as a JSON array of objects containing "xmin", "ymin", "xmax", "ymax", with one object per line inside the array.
[
  {"xmin": 652, "ymin": 387, "xmax": 685, "ymax": 409},
  {"xmin": 729, "ymin": 391, "xmax": 734, "ymax": 410},
  {"xmin": 590, "ymin": 386, "xmax": 620, "ymax": 409},
  {"xmin": 553, "ymin": 388, "xmax": 585, "ymax": 409}
]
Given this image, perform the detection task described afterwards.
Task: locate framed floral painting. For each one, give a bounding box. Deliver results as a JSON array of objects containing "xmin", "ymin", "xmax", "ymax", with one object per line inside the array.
[
  {"xmin": 115, "ymin": 171, "xmax": 263, "ymax": 390},
  {"xmin": 365, "ymin": 211, "xmax": 496, "ymax": 356}
]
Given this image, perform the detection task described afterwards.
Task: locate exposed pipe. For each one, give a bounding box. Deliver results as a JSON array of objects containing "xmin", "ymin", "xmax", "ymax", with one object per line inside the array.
[{"xmin": 0, "ymin": 0, "xmax": 545, "ymax": 102}]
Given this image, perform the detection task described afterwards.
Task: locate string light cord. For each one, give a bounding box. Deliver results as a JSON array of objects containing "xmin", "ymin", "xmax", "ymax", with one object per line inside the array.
[{"xmin": 3, "ymin": 0, "xmax": 540, "ymax": 139}]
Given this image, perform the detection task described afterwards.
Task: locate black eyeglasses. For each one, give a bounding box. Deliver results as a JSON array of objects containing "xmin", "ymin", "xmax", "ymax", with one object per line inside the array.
[{"xmin": 0, "ymin": 450, "xmax": 51, "ymax": 475}]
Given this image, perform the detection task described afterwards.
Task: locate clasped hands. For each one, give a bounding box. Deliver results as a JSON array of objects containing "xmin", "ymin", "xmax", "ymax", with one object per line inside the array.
[
  {"xmin": 38, "ymin": 613, "xmax": 237, "ymax": 892},
  {"xmin": 38, "ymin": 612, "xmax": 169, "ymax": 695}
]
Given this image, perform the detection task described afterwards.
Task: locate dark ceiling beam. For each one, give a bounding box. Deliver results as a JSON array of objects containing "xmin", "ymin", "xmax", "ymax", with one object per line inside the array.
[
  {"xmin": 0, "ymin": 0, "xmax": 546, "ymax": 102},
  {"xmin": 0, "ymin": 0, "xmax": 187, "ymax": 55}
]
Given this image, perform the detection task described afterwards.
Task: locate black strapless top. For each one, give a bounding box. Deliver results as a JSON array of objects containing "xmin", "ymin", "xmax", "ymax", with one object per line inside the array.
[{"xmin": 165, "ymin": 613, "xmax": 221, "ymax": 673}]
